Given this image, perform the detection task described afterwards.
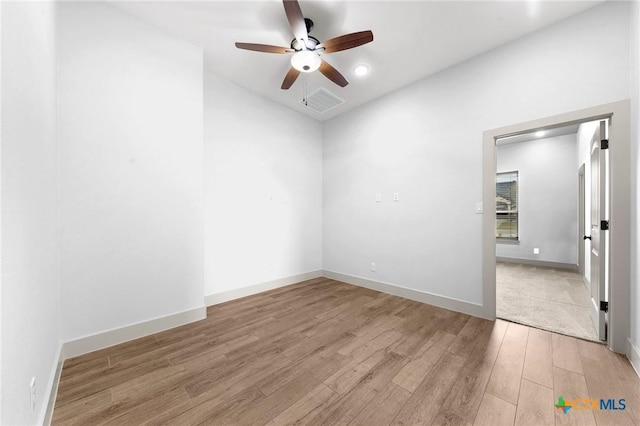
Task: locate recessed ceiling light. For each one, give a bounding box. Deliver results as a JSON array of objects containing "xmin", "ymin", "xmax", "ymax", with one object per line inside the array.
[
  {"xmin": 353, "ymin": 64, "xmax": 369, "ymax": 77},
  {"xmin": 535, "ymin": 130, "xmax": 546, "ymax": 137}
]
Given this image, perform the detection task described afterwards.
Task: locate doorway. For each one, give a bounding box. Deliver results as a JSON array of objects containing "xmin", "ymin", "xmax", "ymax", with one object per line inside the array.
[
  {"xmin": 481, "ymin": 101, "xmax": 631, "ymax": 353},
  {"xmin": 493, "ymin": 123, "xmax": 599, "ymax": 341}
]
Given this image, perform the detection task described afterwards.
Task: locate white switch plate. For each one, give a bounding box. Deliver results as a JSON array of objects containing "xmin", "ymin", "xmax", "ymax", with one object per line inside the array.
[
  {"xmin": 370, "ymin": 262, "xmax": 376, "ymax": 272},
  {"xmin": 534, "ymin": 248, "xmax": 540, "ymax": 255},
  {"xmin": 375, "ymin": 193, "xmax": 381, "ymax": 203},
  {"xmin": 393, "ymin": 192, "xmax": 399, "ymax": 202},
  {"xmin": 475, "ymin": 202, "xmax": 483, "ymax": 214}
]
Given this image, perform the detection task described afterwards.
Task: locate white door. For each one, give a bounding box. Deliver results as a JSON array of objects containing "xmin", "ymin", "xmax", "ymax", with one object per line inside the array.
[
  {"xmin": 578, "ymin": 165, "xmax": 585, "ymax": 276},
  {"xmin": 589, "ymin": 121, "xmax": 607, "ymax": 341}
]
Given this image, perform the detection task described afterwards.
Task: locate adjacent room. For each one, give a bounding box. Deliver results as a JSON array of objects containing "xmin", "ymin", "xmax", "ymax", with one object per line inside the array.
[
  {"xmin": 2, "ymin": 1, "xmax": 639, "ymax": 425},
  {"xmin": 495, "ymin": 121, "xmax": 602, "ymax": 342}
]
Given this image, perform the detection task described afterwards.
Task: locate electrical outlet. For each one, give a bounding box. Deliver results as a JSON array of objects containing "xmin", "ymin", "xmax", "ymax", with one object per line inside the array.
[
  {"xmin": 393, "ymin": 192, "xmax": 399, "ymax": 202},
  {"xmin": 370, "ymin": 262, "xmax": 376, "ymax": 272},
  {"xmin": 375, "ymin": 193, "xmax": 381, "ymax": 203},
  {"xmin": 533, "ymin": 248, "xmax": 540, "ymax": 255},
  {"xmin": 29, "ymin": 377, "xmax": 36, "ymax": 414}
]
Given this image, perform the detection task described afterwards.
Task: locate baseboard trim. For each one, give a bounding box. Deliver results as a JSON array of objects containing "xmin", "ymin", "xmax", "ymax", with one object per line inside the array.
[
  {"xmin": 62, "ymin": 306, "xmax": 206, "ymax": 359},
  {"xmin": 628, "ymin": 338, "xmax": 640, "ymax": 378},
  {"xmin": 205, "ymin": 270, "xmax": 323, "ymax": 306},
  {"xmin": 583, "ymin": 275, "xmax": 590, "ymax": 291},
  {"xmin": 41, "ymin": 343, "xmax": 64, "ymax": 426},
  {"xmin": 322, "ymin": 270, "xmax": 488, "ymax": 319},
  {"xmin": 497, "ymin": 256, "xmax": 578, "ymax": 272}
]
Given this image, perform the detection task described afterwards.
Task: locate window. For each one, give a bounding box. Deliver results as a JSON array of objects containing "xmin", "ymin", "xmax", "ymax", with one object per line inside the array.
[{"xmin": 496, "ymin": 171, "xmax": 518, "ymax": 240}]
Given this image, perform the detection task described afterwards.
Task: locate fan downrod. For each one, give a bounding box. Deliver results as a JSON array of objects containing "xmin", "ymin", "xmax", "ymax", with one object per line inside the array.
[{"xmin": 304, "ymin": 18, "xmax": 314, "ymax": 33}]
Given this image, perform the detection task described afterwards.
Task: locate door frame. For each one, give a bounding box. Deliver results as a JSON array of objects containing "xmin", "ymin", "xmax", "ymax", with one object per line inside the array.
[{"xmin": 481, "ymin": 100, "xmax": 630, "ymax": 353}]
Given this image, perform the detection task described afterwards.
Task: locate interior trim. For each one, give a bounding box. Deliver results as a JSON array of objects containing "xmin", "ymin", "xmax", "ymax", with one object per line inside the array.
[
  {"xmin": 483, "ymin": 100, "xmax": 631, "ymax": 354},
  {"xmin": 628, "ymin": 338, "xmax": 640, "ymax": 378},
  {"xmin": 62, "ymin": 306, "xmax": 206, "ymax": 359},
  {"xmin": 205, "ymin": 270, "xmax": 324, "ymax": 306},
  {"xmin": 323, "ymin": 270, "xmax": 488, "ymax": 319},
  {"xmin": 496, "ymin": 256, "xmax": 578, "ymax": 272},
  {"xmin": 42, "ymin": 344, "xmax": 64, "ymax": 426}
]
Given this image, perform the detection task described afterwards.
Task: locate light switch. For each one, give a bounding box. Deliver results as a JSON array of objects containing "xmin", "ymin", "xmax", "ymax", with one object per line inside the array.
[
  {"xmin": 375, "ymin": 193, "xmax": 381, "ymax": 202},
  {"xmin": 393, "ymin": 192, "xmax": 399, "ymax": 202},
  {"xmin": 475, "ymin": 202, "xmax": 483, "ymax": 214}
]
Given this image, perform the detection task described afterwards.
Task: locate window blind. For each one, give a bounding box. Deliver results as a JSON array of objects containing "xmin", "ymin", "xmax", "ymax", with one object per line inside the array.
[{"xmin": 496, "ymin": 171, "xmax": 518, "ymax": 239}]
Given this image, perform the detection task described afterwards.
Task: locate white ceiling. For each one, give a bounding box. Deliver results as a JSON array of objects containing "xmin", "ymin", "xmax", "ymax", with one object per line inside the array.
[{"xmin": 112, "ymin": 0, "xmax": 603, "ymax": 121}]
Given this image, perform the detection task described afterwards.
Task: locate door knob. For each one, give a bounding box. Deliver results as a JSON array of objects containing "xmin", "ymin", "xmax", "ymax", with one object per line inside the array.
[{"xmin": 584, "ymin": 235, "xmax": 592, "ymax": 240}]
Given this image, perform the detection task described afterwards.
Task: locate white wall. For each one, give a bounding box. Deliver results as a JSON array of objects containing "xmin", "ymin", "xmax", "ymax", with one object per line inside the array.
[
  {"xmin": 629, "ymin": 0, "xmax": 640, "ymax": 369},
  {"xmin": 1, "ymin": 2, "xmax": 60, "ymax": 424},
  {"xmin": 496, "ymin": 134, "xmax": 578, "ymax": 264},
  {"xmin": 58, "ymin": 2, "xmax": 204, "ymax": 342},
  {"xmin": 204, "ymin": 73, "xmax": 323, "ymax": 297},
  {"xmin": 323, "ymin": 1, "xmax": 629, "ymax": 307}
]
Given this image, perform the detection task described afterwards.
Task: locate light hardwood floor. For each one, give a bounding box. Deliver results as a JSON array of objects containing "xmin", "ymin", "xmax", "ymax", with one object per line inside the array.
[{"xmin": 52, "ymin": 278, "xmax": 640, "ymax": 425}]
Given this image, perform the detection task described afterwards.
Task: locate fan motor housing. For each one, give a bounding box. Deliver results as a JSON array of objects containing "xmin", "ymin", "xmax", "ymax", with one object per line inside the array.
[{"xmin": 291, "ymin": 35, "xmax": 320, "ymax": 51}]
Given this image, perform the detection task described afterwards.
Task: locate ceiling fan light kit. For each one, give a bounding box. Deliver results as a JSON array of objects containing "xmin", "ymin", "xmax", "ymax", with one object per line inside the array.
[
  {"xmin": 235, "ymin": 0, "xmax": 373, "ymax": 90},
  {"xmin": 291, "ymin": 50, "xmax": 321, "ymax": 73}
]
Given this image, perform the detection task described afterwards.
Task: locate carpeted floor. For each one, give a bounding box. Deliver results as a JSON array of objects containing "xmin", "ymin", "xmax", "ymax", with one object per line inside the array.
[{"xmin": 496, "ymin": 262, "xmax": 600, "ymax": 342}]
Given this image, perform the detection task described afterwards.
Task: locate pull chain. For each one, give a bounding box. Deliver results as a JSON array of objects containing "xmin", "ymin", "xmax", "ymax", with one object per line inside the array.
[{"xmin": 302, "ymin": 74, "xmax": 308, "ymax": 106}]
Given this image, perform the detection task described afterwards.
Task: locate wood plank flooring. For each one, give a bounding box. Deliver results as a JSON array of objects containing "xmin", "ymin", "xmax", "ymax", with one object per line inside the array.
[{"xmin": 52, "ymin": 278, "xmax": 640, "ymax": 425}]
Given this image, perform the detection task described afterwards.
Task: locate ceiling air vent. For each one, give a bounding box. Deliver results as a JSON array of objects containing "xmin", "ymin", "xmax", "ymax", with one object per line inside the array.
[{"xmin": 301, "ymin": 88, "xmax": 345, "ymax": 113}]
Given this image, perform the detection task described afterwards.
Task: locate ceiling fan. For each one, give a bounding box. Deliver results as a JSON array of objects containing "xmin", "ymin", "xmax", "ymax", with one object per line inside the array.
[{"xmin": 235, "ymin": 0, "xmax": 373, "ymax": 90}]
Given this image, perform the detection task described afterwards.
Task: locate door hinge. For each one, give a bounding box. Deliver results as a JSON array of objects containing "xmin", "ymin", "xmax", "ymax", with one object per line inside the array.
[
  {"xmin": 600, "ymin": 301, "xmax": 608, "ymax": 313},
  {"xmin": 601, "ymin": 139, "xmax": 609, "ymax": 150},
  {"xmin": 601, "ymin": 220, "xmax": 609, "ymax": 231}
]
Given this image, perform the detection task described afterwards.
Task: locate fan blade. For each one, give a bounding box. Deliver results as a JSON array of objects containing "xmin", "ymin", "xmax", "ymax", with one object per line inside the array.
[
  {"xmin": 283, "ymin": 0, "xmax": 308, "ymax": 46},
  {"xmin": 235, "ymin": 43, "xmax": 293, "ymax": 54},
  {"xmin": 281, "ymin": 67, "xmax": 301, "ymax": 90},
  {"xmin": 317, "ymin": 30, "xmax": 374, "ymax": 54},
  {"xmin": 318, "ymin": 60, "xmax": 348, "ymax": 87}
]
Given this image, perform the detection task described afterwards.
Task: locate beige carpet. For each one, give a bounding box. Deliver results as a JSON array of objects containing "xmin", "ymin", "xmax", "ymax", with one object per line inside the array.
[{"xmin": 496, "ymin": 262, "xmax": 600, "ymax": 342}]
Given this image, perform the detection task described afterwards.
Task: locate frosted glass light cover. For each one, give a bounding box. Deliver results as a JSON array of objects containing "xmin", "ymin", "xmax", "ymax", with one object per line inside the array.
[{"xmin": 291, "ymin": 50, "xmax": 321, "ymax": 73}]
